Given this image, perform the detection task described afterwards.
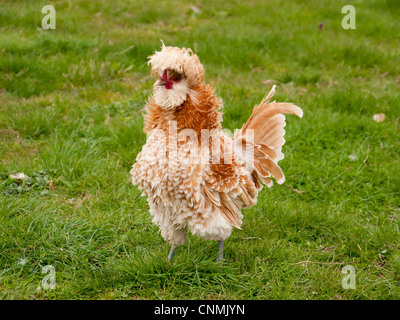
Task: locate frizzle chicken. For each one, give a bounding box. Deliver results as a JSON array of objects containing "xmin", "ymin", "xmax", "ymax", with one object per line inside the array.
[{"xmin": 130, "ymin": 42, "xmax": 303, "ymax": 261}]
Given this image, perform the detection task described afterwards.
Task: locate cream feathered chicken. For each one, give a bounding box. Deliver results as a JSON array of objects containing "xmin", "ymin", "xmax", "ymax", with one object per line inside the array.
[{"xmin": 130, "ymin": 42, "xmax": 303, "ymax": 260}]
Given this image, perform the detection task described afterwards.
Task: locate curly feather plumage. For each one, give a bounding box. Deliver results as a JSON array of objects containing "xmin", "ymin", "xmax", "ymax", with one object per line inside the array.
[{"xmin": 130, "ymin": 43, "xmax": 303, "ymax": 251}]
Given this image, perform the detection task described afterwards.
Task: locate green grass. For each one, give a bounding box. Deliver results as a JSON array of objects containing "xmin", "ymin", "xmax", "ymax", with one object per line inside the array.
[{"xmin": 0, "ymin": 0, "xmax": 399, "ymax": 300}]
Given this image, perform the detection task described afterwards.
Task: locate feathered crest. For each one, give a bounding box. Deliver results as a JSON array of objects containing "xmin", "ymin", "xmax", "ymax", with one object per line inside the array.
[{"xmin": 148, "ymin": 40, "xmax": 204, "ymax": 87}]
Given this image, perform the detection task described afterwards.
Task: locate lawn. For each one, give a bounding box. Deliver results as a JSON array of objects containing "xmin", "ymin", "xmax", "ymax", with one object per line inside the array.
[{"xmin": 0, "ymin": 0, "xmax": 399, "ymax": 300}]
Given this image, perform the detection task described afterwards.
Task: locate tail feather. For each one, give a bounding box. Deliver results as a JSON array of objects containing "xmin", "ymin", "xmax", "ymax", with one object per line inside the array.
[
  {"xmin": 237, "ymin": 85, "xmax": 302, "ymax": 187},
  {"xmin": 256, "ymin": 143, "xmax": 280, "ymax": 162}
]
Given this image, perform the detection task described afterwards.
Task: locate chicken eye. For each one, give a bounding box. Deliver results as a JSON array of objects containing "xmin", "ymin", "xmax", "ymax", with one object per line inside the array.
[
  {"xmin": 166, "ymin": 70, "xmax": 182, "ymax": 82},
  {"xmin": 173, "ymin": 74, "xmax": 182, "ymax": 82}
]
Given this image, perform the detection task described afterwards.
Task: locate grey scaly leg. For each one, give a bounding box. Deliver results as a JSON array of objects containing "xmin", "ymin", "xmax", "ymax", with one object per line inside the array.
[
  {"xmin": 217, "ymin": 240, "xmax": 224, "ymax": 261},
  {"xmin": 168, "ymin": 244, "xmax": 178, "ymax": 261}
]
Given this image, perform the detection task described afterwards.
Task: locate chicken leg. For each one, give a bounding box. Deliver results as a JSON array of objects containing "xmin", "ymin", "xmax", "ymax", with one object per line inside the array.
[
  {"xmin": 217, "ymin": 240, "xmax": 224, "ymax": 261},
  {"xmin": 168, "ymin": 244, "xmax": 178, "ymax": 261}
]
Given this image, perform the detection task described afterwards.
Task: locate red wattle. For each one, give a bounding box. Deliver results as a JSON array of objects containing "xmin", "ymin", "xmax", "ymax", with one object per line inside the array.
[{"xmin": 161, "ymin": 71, "xmax": 173, "ymax": 90}]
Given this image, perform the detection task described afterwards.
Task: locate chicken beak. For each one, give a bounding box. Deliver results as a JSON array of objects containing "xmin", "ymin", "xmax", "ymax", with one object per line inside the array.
[{"xmin": 159, "ymin": 71, "xmax": 173, "ymax": 89}]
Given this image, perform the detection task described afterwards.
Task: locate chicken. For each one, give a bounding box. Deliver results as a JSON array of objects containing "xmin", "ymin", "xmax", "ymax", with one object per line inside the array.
[{"xmin": 130, "ymin": 42, "xmax": 303, "ymax": 261}]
